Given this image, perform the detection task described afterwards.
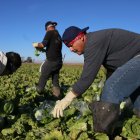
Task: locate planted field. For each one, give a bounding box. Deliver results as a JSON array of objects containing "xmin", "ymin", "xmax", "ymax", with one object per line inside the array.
[{"xmin": 0, "ymin": 63, "xmax": 140, "ymax": 140}]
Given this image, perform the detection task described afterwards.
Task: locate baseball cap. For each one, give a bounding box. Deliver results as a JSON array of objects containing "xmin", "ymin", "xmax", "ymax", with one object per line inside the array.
[
  {"xmin": 62, "ymin": 26, "xmax": 89, "ymax": 47},
  {"xmin": 45, "ymin": 21, "xmax": 57, "ymax": 30},
  {"xmin": 0, "ymin": 51, "xmax": 7, "ymax": 75}
]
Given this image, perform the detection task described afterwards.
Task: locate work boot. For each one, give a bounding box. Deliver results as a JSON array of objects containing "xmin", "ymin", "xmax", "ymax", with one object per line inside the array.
[
  {"xmin": 89, "ymin": 101, "xmax": 120, "ymax": 136},
  {"xmin": 133, "ymin": 108, "xmax": 140, "ymax": 118},
  {"xmin": 52, "ymin": 86, "xmax": 61, "ymax": 98}
]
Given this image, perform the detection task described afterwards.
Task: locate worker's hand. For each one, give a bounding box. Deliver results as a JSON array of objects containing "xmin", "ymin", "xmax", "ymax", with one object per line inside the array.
[
  {"xmin": 32, "ymin": 42, "xmax": 39, "ymax": 48},
  {"xmin": 51, "ymin": 91, "xmax": 76, "ymax": 118}
]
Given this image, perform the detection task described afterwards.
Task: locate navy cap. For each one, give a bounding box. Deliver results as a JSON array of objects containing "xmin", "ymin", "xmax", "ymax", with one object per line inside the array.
[
  {"xmin": 45, "ymin": 21, "xmax": 57, "ymax": 30},
  {"xmin": 62, "ymin": 26, "xmax": 89, "ymax": 47}
]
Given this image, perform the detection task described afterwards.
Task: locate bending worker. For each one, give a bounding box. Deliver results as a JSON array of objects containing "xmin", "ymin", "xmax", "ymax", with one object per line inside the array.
[{"xmin": 51, "ymin": 26, "xmax": 140, "ymax": 136}]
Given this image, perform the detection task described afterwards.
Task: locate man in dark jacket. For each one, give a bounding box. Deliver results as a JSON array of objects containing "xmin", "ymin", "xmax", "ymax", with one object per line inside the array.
[
  {"xmin": 33, "ymin": 21, "xmax": 63, "ymax": 98},
  {"xmin": 51, "ymin": 26, "xmax": 140, "ymax": 136},
  {"xmin": 0, "ymin": 51, "xmax": 21, "ymax": 76}
]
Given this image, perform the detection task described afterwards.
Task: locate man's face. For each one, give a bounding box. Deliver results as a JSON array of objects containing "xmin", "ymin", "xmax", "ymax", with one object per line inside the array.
[
  {"xmin": 68, "ymin": 34, "xmax": 86, "ymax": 55},
  {"xmin": 46, "ymin": 26, "xmax": 55, "ymax": 31}
]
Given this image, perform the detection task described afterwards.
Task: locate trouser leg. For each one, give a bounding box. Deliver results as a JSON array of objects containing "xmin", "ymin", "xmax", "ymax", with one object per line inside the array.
[
  {"xmin": 36, "ymin": 60, "xmax": 52, "ymax": 93},
  {"xmin": 51, "ymin": 60, "xmax": 62, "ymax": 98},
  {"xmin": 101, "ymin": 56, "xmax": 140, "ymax": 104},
  {"xmin": 52, "ymin": 70, "xmax": 61, "ymax": 97},
  {"xmin": 52, "ymin": 70, "xmax": 60, "ymax": 87}
]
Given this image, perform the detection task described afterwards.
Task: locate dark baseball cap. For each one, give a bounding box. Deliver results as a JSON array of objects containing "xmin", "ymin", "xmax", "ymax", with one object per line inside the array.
[
  {"xmin": 62, "ymin": 26, "xmax": 89, "ymax": 47},
  {"xmin": 45, "ymin": 21, "xmax": 57, "ymax": 30}
]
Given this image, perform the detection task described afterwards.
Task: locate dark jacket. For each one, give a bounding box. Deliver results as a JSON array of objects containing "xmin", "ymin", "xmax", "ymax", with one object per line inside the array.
[
  {"xmin": 42, "ymin": 30, "xmax": 62, "ymax": 61},
  {"xmin": 72, "ymin": 28, "xmax": 140, "ymax": 95}
]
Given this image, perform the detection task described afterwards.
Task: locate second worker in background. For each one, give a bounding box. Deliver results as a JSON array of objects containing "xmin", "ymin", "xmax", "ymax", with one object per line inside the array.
[{"xmin": 33, "ymin": 21, "xmax": 63, "ymax": 98}]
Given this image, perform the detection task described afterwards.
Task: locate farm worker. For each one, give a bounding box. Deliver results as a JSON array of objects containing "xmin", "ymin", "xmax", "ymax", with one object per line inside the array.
[
  {"xmin": 0, "ymin": 51, "xmax": 21, "ymax": 76},
  {"xmin": 32, "ymin": 21, "xmax": 63, "ymax": 98},
  {"xmin": 51, "ymin": 26, "xmax": 140, "ymax": 136}
]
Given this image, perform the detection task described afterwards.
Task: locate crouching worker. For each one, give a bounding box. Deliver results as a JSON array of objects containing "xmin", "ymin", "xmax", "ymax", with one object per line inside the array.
[
  {"xmin": 0, "ymin": 51, "xmax": 21, "ymax": 76},
  {"xmin": 51, "ymin": 26, "xmax": 140, "ymax": 137}
]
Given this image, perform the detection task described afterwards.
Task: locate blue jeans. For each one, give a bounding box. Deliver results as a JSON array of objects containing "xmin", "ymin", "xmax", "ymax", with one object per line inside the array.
[{"xmin": 101, "ymin": 55, "xmax": 140, "ymax": 111}]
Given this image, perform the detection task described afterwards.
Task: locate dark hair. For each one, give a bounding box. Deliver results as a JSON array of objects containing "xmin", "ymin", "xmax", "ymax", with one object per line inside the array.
[{"xmin": 6, "ymin": 52, "xmax": 21, "ymax": 72}]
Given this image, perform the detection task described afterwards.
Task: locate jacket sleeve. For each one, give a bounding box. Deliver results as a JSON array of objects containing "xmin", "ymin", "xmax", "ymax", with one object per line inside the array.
[
  {"xmin": 72, "ymin": 41, "xmax": 107, "ymax": 96},
  {"xmin": 42, "ymin": 31, "xmax": 52, "ymax": 47}
]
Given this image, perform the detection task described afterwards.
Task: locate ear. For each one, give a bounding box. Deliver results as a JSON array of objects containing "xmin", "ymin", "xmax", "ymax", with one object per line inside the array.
[{"xmin": 81, "ymin": 35, "xmax": 85, "ymax": 42}]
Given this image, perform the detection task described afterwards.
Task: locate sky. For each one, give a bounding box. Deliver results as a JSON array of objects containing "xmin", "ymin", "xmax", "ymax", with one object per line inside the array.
[{"xmin": 0, "ymin": 0, "xmax": 140, "ymax": 63}]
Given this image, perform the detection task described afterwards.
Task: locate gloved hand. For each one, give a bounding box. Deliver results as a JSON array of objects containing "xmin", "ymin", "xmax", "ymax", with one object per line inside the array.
[
  {"xmin": 32, "ymin": 42, "xmax": 39, "ymax": 47},
  {"xmin": 51, "ymin": 91, "xmax": 76, "ymax": 118},
  {"xmin": 33, "ymin": 42, "xmax": 44, "ymax": 48}
]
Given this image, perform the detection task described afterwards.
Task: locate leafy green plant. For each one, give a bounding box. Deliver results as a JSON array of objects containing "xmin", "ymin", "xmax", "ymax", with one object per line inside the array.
[{"xmin": 0, "ymin": 63, "xmax": 139, "ymax": 139}]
